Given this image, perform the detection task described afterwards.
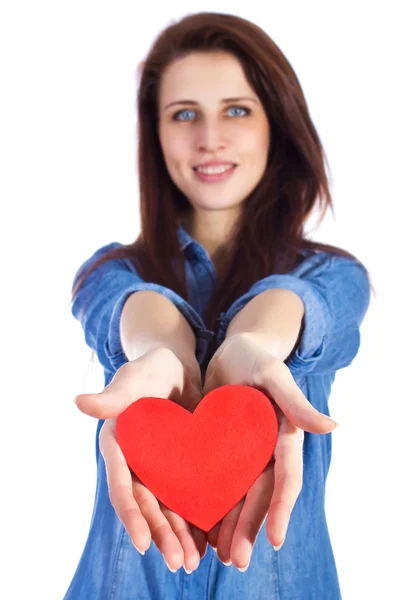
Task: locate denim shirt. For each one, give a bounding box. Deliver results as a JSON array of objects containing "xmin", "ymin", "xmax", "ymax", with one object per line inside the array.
[{"xmin": 65, "ymin": 224, "xmax": 370, "ymax": 600}]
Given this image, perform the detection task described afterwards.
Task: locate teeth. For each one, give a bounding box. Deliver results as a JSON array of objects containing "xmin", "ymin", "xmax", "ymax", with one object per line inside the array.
[{"xmin": 196, "ymin": 164, "xmax": 234, "ymax": 175}]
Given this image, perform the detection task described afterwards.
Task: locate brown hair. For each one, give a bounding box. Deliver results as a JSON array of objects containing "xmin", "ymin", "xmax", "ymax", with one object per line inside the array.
[{"xmin": 71, "ymin": 11, "xmax": 374, "ymax": 362}]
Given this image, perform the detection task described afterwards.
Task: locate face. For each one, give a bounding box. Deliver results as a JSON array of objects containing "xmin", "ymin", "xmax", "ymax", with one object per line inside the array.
[{"xmin": 158, "ymin": 52, "xmax": 271, "ymax": 221}]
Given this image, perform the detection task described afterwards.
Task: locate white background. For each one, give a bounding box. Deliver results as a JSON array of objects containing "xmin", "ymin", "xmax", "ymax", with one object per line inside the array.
[{"xmin": 1, "ymin": 1, "xmax": 398, "ymax": 599}]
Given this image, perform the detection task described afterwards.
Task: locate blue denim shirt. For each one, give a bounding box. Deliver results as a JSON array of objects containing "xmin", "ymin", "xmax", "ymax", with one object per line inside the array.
[{"xmin": 65, "ymin": 224, "xmax": 370, "ymax": 600}]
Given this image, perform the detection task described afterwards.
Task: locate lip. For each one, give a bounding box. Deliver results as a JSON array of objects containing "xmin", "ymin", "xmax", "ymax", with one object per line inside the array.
[
  {"xmin": 193, "ymin": 164, "xmax": 237, "ymax": 183},
  {"xmin": 193, "ymin": 161, "xmax": 237, "ymax": 169}
]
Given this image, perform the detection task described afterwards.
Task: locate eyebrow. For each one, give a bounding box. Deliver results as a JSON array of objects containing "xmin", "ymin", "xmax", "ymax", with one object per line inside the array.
[{"xmin": 164, "ymin": 97, "xmax": 259, "ymax": 110}]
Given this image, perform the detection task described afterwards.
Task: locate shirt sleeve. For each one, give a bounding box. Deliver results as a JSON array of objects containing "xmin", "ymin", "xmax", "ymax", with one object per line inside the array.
[
  {"xmin": 216, "ymin": 252, "xmax": 371, "ymax": 379},
  {"xmin": 71, "ymin": 243, "xmax": 215, "ymax": 376}
]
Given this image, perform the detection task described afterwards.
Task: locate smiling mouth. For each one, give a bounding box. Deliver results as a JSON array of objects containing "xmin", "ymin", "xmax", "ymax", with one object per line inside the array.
[
  {"xmin": 192, "ymin": 165, "xmax": 238, "ymax": 183},
  {"xmin": 193, "ymin": 164, "xmax": 237, "ymax": 173}
]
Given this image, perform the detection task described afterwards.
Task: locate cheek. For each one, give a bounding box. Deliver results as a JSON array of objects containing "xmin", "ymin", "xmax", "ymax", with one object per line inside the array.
[
  {"xmin": 239, "ymin": 127, "xmax": 269, "ymax": 163},
  {"xmin": 160, "ymin": 126, "xmax": 183, "ymax": 156},
  {"xmin": 235, "ymin": 121, "xmax": 266, "ymax": 145},
  {"xmin": 164, "ymin": 137, "xmax": 189, "ymax": 168}
]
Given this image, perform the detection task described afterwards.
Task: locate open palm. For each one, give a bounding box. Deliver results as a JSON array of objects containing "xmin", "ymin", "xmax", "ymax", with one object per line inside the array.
[{"xmin": 202, "ymin": 333, "xmax": 337, "ymax": 571}]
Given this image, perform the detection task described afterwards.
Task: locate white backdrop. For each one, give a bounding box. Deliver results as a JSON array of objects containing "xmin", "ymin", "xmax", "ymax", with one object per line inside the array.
[{"xmin": 1, "ymin": 1, "xmax": 398, "ymax": 599}]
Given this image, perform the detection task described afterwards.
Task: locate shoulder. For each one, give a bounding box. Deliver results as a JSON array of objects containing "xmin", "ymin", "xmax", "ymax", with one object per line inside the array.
[
  {"xmin": 293, "ymin": 249, "xmax": 368, "ymax": 279},
  {"xmin": 291, "ymin": 250, "xmax": 371, "ymax": 317},
  {"xmin": 72, "ymin": 242, "xmax": 134, "ymax": 289},
  {"xmin": 83, "ymin": 241, "xmax": 136, "ymax": 268},
  {"xmin": 88, "ymin": 241, "xmax": 124, "ymax": 260}
]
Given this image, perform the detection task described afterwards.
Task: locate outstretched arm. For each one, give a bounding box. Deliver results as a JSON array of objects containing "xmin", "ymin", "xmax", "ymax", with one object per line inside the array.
[{"xmin": 203, "ymin": 289, "xmax": 339, "ymax": 571}]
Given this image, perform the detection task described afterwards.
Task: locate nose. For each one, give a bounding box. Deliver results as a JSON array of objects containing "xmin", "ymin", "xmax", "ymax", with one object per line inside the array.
[{"xmin": 196, "ymin": 119, "xmax": 227, "ymax": 152}]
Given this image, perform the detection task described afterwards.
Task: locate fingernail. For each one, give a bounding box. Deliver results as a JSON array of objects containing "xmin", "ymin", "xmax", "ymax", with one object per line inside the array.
[
  {"xmin": 238, "ymin": 564, "xmax": 249, "ymax": 572},
  {"xmin": 183, "ymin": 566, "xmax": 193, "ymax": 574},
  {"xmin": 273, "ymin": 542, "xmax": 284, "ymax": 551},
  {"xmin": 222, "ymin": 560, "xmax": 232, "ymax": 566},
  {"xmin": 211, "ymin": 546, "xmax": 217, "ymax": 552},
  {"xmin": 163, "ymin": 558, "xmax": 178, "ymax": 572},
  {"xmin": 166, "ymin": 564, "xmax": 178, "ymax": 573},
  {"xmin": 133, "ymin": 543, "xmax": 145, "ymax": 556}
]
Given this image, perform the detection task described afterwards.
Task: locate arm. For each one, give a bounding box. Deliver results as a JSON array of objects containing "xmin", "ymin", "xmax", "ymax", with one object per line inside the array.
[
  {"xmin": 216, "ymin": 253, "xmax": 371, "ymax": 377},
  {"xmin": 223, "ymin": 288, "xmax": 305, "ymax": 361},
  {"xmin": 202, "ymin": 297, "xmax": 337, "ymax": 567},
  {"xmin": 72, "ymin": 252, "xmax": 209, "ymax": 569},
  {"xmin": 120, "ymin": 290, "xmax": 199, "ymax": 373},
  {"xmin": 71, "ymin": 242, "xmax": 214, "ymax": 376}
]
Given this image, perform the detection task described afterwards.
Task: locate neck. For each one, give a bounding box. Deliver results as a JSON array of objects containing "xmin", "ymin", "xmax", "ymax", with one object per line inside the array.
[{"xmin": 181, "ymin": 217, "xmax": 238, "ymax": 281}]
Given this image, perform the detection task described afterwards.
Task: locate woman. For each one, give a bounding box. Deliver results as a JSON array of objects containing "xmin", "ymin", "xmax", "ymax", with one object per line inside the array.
[{"xmin": 66, "ymin": 11, "xmax": 373, "ymax": 599}]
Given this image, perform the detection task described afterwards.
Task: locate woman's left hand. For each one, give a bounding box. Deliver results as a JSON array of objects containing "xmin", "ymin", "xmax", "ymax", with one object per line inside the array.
[{"xmin": 202, "ymin": 333, "xmax": 338, "ymax": 571}]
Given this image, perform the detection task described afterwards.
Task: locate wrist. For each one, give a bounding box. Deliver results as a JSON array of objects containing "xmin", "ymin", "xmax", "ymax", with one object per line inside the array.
[{"xmin": 229, "ymin": 331, "xmax": 293, "ymax": 362}]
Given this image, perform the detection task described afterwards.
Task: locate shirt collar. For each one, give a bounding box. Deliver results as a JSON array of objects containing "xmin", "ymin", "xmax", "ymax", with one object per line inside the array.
[{"xmin": 176, "ymin": 223, "xmax": 194, "ymax": 252}]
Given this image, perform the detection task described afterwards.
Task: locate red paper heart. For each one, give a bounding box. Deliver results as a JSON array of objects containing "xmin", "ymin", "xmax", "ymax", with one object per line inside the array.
[{"xmin": 116, "ymin": 384, "xmax": 278, "ymax": 532}]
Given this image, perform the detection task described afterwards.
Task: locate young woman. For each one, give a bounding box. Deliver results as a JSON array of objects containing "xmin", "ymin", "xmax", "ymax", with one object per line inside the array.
[{"xmin": 65, "ymin": 11, "xmax": 373, "ymax": 600}]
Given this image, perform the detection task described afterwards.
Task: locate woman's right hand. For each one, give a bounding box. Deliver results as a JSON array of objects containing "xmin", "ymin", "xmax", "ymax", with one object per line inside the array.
[{"xmin": 73, "ymin": 347, "xmax": 208, "ymax": 573}]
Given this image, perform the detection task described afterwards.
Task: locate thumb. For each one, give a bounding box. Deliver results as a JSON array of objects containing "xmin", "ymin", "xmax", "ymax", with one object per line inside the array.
[
  {"xmin": 174, "ymin": 377, "xmax": 204, "ymax": 413},
  {"xmin": 202, "ymin": 368, "xmax": 218, "ymax": 398},
  {"xmin": 74, "ymin": 386, "xmax": 131, "ymax": 420},
  {"xmin": 185, "ymin": 386, "xmax": 204, "ymax": 413}
]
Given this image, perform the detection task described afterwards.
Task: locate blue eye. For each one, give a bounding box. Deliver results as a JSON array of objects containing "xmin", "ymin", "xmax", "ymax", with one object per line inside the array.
[
  {"xmin": 174, "ymin": 109, "xmax": 195, "ymax": 121},
  {"xmin": 172, "ymin": 105, "xmax": 251, "ymax": 121},
  {"xmin": 228, "ymin": 106, "xmax": 249, "ymax": 117}
]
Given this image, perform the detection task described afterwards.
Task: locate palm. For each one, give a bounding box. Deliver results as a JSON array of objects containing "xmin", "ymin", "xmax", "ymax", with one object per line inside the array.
[
  {"xmin": 77, "ymin": 349, "xmax": 211, "ymax": 572},
  {"xmin": 207, "ymin": 406, "xmax": 298, "ymax": 568},
  {"xmin": 200, "ymin": 333, "xmax": 330, "ymax": 570}
]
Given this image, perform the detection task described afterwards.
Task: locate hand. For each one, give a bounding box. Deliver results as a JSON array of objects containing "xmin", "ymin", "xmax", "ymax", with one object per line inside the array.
[
  {"xmin": 74, "ymin": 347, "xmax": 208, "ymax": 573},
  {"xmin": 202, "ymin": 333, "xmax": 338, "ymax": 571}
]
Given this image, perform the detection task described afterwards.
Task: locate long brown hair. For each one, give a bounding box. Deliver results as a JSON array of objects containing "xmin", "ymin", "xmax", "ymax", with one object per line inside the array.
[{"xmin": 71, "ymin": 11, "xmax": 374, "ymax": 362}]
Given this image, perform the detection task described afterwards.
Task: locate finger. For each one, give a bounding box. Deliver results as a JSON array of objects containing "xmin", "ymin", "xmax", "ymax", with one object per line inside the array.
[
  {"xmin": 202, "ymin": 368, "xmax": 219, "ymax": 398},
  {"xmin": 189, "ymin": 524, "xmax": 209, "ymax": 560},
  {"xmin": 160, "ymin": 504, "xmax": 201, "ymax": 572},
  {"xmin": 74, "ymin": 388, "xmax": 131, "ymax": 420},
  {"xmin": 254, "ymin": 360, "xmax": 338, "ymax": 433},
  {"xmin": 74, "ymin": 358, "xmax": 152, "ymax": 419},
  {"xmin": 99, "ymin": 419, "xmax": 151, "ymax": 554},
  {"xmin": 178, "ymin": 376, "xmax": 204, "ymax": 413},
  {"xmin": 230, "ymin": 467, "xmax": 274, "ymax": 570},
  {"xmin": 215, "ymin": 499, "xmax": 245, "ymax": 565},
  {"xmin": 75, "ymin": 350, "xmax": 203, "ymax": 419},
  {"xmin": 265, "ymin": 417, "xmax": 304, "ymax": 549},
  {"xmin": 74, "ymin": 362, "xmax": 150, "ymax": 419},
  {"xmin": 132, "ymin": 478, "xmax": 184, "ymax": 572},
  {"xmin": 74, "ymin": 349, "xmax": 185, "ymax": 419},
  {"xmin": 207, "ymin": 521, "xmax": 222, "ymax": 549}
]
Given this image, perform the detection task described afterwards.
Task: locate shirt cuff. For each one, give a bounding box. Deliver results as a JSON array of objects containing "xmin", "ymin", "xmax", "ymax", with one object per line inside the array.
[
  {"xmin": 216, "ymin": 275, "xmax": 331, "ymax": 377},
  {"xmin": 104, "ymin": 283, "xmax": 215, "ymax": 372}
]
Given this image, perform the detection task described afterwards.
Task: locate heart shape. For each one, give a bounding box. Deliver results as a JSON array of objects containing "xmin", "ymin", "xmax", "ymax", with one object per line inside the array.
[{"xmin": 116, "ymin": 384, "xmax": 278, "ymax": 531}]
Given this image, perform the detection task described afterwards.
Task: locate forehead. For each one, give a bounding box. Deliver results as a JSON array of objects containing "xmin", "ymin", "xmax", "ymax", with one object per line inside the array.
[{"xmin": 159, "ymin": 52, "xmax": 252, "ymax": 100}]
